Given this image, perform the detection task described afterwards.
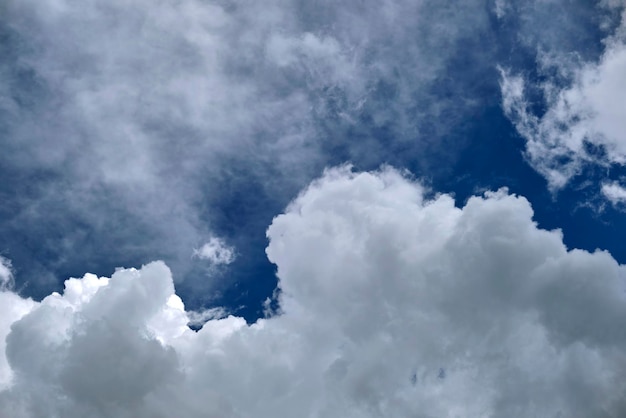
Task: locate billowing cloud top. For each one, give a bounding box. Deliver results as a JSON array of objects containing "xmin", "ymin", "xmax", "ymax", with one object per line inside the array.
[{"xmin": 1, "ymin": 167, "xmax": 625, "ymax": 417}]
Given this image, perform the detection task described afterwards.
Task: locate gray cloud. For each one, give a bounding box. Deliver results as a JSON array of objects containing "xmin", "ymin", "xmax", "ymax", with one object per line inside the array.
[
  {"xmin": 1, "ymin": 167, "xmax": 625, "ymax": 417},
  {"xmin": 1, "ymin": 0, "xmax": 499, "ymax": 295}
]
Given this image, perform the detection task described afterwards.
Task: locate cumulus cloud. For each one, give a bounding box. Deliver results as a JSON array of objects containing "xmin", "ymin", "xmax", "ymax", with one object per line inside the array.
[
  {"xmin": 1, "ymin": 167, "xmax": 625, "ymax": 417},
  {"xmin": 493, "ymin": 0, "xmax": 508, "ymax": 19},
  {"xmin": 500, "ymin": 3, "xmax": 626, "ymax": 191},
  {"xmin": 0, "ymin": 256, "xmax": 35, "ymax": 390}
]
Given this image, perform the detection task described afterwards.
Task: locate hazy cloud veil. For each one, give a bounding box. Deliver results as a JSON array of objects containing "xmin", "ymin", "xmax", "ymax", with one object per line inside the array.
[{"xmin": 0, "ymin": 0, "xmax": 495, "ymax": 295}]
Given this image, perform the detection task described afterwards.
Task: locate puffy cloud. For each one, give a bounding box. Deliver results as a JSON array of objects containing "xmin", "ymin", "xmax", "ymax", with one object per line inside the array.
[
  {"xmin": 1, "ymin": 167, "xmax": 626, "ymax": 417},
  {"xmin": 500, "ymin": 3, "xmax": 626, "ymax": 191},
  {"xmin": 602, "ymin": 181, "xmax": 626, "ymax": 205},
  {"xmin": 0, "ymin": 256, "xmax": 36, "ymax": 391},
  {"xmin": 193, "ymin": 237, "xmax": 236, "ymax": 266},
  {"xmin": 0, "ymin": 291, "xmax": 35, "ymax": 392}
]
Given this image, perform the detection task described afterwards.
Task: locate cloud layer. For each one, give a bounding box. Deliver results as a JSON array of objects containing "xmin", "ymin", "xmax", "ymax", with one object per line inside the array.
[
  {"xmin": 1, "ymin": 167, "xmax": 625, "ymax": 417},
  {"xmin": 1, "ymin": 0, "xmax": 501, "ymax": 297}
]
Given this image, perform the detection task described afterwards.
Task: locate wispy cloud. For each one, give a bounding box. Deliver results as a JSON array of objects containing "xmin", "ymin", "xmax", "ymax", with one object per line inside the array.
[
  {"xmin": 500, "ymin": 2, "xmax": 626, "ymax": 193},
  {"xmin": 193, "ymin": 237, "xmax": 236, "ymax": 266},
  {"xmin": 1, "ymin": 0, "xmax": 498, "ymax": 293},
  {"xmin": 602, "ymin": 181, "xmax": 626, "ymax": 205},
  {"xmin": 0, "ymin": 257, "xmax": 13, "ymax": 291}
]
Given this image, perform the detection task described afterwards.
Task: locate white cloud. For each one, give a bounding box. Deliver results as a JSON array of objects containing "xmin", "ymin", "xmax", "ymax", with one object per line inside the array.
[
  {"xmin": 0, "ymin": 256, "xmax": 36, "ymax": 390},
  {"xmin": 193, "ymin": 237, "xmax": 236, "ymax": 266},
  {"xmin": 0, "ymin": 257, "xmax": 13, "ymax": 290},
  {"xmin": 601, "ymin": 181, "xmax": 626, "ymax": 205},
  {"xmin": 1, "ymin": 167, "xmax": 625, "ymax": 417},
  {"xmin": 500, "ymin": 4, "xmax": 626, "ymax": 192}
]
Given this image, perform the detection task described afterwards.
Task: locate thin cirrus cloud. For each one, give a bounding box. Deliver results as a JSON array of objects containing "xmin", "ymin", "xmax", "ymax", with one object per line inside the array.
[
  {"xmin": 1, "ymin": 167, "xmax": 625, "ymax": 417},
  {"xmin": 0, "ymin": 0, "xmax": 497, "ymax": 294},
  {"xmin": 500, "ymin": 2, "xmax": 626, "ymax": 193}
]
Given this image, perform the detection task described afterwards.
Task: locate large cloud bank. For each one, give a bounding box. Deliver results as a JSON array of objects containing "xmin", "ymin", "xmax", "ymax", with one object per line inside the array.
[{"xmin": 1, "ymin": 167, "xmax": 625, "ymax": 417}]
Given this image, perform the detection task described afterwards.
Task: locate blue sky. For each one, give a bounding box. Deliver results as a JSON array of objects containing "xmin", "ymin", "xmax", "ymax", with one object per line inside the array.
[{"xmin": 1, "ymin": 0, "xmax": 626, "ymax": 416}]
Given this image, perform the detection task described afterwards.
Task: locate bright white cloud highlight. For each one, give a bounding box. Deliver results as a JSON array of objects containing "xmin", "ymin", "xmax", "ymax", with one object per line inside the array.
[
  {"xmin": 193, "ymin": 237, "xmax": 236, "ymax": 266},
  {"xmin": 602, "ymin": 181, "xmax": 626, "ymax": 205},
  {"xmin": 501, "ymin": 6, "xmax": 626, "ymax": 191},
  {"xmin": 1, "ymin": 166, "xmax": 626, "ymax": 417}
]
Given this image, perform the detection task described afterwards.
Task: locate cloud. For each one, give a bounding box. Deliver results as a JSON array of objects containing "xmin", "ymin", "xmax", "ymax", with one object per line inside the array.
[
  {"xmin": 0, "ymin": 257, "xmax": 13, "ymax": 290},
  {"xmin": 185, "ymin": 306, "xmax": 229, "ymax": 328},
  {"xmin": 193, "ymin": 237, "xmax": 236, "ymax": 266},
  {"xmin": 0, "ymin": 255, "xmax": 35, "ymax": 390},
  {"xmin": 1, "ymin": 166, "xmax": 625, "ymax": 417},
  {"xmin": 602, "ymin": 181, "xmax": 626, "ymax": 205},
  {"xmin": 500, "ymin": 3, "xmax": 626, "ymax": 192},
  {"xmin": 0, "ymin": 0, "xmax": 499, "ymax": 295},
  {"xmin": 493, "ymin": 0, "xmax": 508, "ymax": 19}
]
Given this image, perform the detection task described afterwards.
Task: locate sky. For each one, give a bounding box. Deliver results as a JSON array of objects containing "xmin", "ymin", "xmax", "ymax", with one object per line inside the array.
[{"xmin": 1, "ymin": 0, "xmax": 626, "ymax": 416}]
